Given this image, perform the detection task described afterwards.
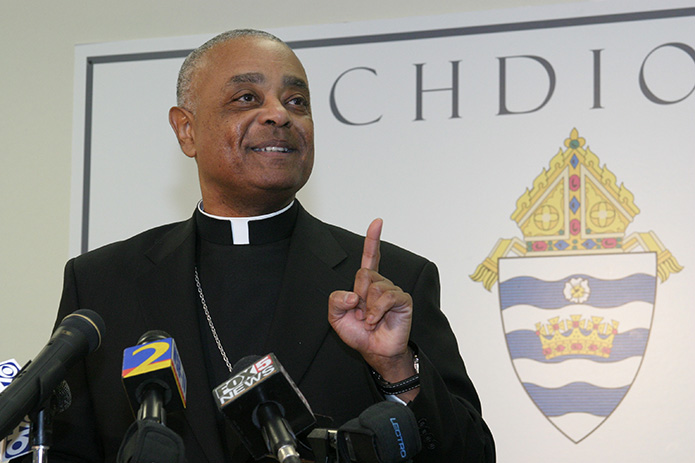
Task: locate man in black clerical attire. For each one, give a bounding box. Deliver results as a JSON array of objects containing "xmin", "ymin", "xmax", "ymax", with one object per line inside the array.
[{"xmin": 43, "ymin": 29, "xmax": 495, "ymax": 462}]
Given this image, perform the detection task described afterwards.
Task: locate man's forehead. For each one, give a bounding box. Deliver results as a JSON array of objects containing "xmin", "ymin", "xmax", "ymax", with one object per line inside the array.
[
  {"xmin": 225, "ymin": 72, "xmax": 309, "ymax": 90},
  {"xmin": 201, "ymin": 38, "xmax": 306, "ymax": 78}
]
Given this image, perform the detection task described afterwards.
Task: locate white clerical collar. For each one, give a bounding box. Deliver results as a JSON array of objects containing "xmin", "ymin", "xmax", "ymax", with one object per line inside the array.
[{"xmin": 197, "ymin": 200, "xmax": 295, "ymax": 245}]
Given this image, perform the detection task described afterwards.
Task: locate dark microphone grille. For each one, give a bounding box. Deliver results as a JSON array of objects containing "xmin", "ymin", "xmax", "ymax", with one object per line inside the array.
[
  {"xmin": 50, "ymin": 380, "xmax": 72, "ymax": 415},
  {"xmin": 137, "ymin": 330, "xmax": 171, "ymax": 345}
]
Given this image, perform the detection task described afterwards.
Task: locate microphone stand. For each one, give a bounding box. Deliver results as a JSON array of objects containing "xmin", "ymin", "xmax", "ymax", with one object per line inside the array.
[
  {"xmin": 137, "ymin": 387, "xmax": 165, "ymax": 425},
  {"xmin": 25, "ymin": 380, "xmax": 72, "ymax": 463},
  {"xmin": 29, "ymin": 408, "xmax": 51, "ymax": 463},
  {"xmin": 256, "ymin": 402, "xmax": 302, "ymax": 463}
]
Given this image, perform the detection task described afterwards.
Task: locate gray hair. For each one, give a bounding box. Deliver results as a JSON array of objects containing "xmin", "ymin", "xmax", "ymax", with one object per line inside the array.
[{"xmin": 176, "ymin": 29, "xmax": 286, "ymax": 110}]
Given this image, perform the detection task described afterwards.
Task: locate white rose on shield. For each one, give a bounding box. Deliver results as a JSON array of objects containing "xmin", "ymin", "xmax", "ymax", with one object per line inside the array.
[{"xmin": 563, "ymin": 277, "xmax": 591, "ymax": 304}]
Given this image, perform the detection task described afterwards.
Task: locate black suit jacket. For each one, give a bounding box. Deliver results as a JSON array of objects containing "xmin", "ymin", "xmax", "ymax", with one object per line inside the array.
[{"xmin": 47, "ymin": 204, "xmax": 494, "ymax": 462}]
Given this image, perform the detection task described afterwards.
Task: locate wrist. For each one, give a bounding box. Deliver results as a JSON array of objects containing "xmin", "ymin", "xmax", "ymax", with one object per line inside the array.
[{"xmin": 370, "ymin": 344, "xmax": 420, "ymax": 397}]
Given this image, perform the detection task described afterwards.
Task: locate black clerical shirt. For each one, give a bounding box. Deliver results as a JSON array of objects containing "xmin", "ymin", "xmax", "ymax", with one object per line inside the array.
[
  {"xmin": 194, "ymin": 201, "xmax": 298, "ymax": 387},
  {"xmin": 193, "ymin": 201, "xmax": 299, "ymax": 461}
]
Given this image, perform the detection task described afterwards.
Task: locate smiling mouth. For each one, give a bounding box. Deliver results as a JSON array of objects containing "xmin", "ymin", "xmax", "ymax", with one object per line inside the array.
[{"xmin": 252, "ymin": 146, "xmax": 292, "ymax": 153}]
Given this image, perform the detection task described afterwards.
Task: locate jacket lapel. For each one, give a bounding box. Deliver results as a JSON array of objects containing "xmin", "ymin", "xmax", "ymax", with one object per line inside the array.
[
  {"xmin": 135, "ymin": 216, "xmax": 226, "ymax": 463},
  {"xmin": 263, "ymin": 205, "xmax": 353, "ymax": 384}
]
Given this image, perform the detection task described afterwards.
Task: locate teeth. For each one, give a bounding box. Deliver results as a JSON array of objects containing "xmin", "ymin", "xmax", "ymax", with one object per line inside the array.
[{"xmin": 254, "ymin": 147, "xmax": 290, "ymax": 153}]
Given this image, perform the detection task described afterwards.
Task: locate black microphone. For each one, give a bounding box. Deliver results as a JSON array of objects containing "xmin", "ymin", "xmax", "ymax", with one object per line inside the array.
[
  {"xmin": 0, "ymin": 374, "xmax": 71, "ymax": 461},
  {"xmin": 0, "ymin": 309, "xmax": 104, "ymax": 439},
  {"xmin": 121, "ymin": 330, "xmax": 187, "ymax": 423},
  {"xmin": 212, "ymin": 353, "xmax": 315, "ymax": 462},
  {"xmin": 308, "ymin": 401, "xmax": 422, "ymax": 463},
  {"xmin": 117, "ymin": 331, "xmax": 187, "ymax": 463}
]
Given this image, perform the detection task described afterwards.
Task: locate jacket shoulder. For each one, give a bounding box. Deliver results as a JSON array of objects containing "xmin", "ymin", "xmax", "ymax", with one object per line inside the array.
[{"xmin": 70, "ymin": 219, "xmax": 191, "ymax": 270}]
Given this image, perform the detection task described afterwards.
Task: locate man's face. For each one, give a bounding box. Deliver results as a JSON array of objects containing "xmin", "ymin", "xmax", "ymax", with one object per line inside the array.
[{"xmin": 171, "ymin": 37, "xmax": 314, "ymax": 216}]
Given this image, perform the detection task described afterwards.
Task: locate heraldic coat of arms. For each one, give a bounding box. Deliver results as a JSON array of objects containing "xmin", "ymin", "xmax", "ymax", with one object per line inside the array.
[{"xmin": 471, "ymin": 129, "xmax": 682, "ymax": 443}]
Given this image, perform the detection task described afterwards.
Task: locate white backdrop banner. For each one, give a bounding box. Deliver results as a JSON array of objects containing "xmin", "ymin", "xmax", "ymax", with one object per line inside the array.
[{"xmin": 71, "ymin": 1, "xmax": 694, "ymax": 461}]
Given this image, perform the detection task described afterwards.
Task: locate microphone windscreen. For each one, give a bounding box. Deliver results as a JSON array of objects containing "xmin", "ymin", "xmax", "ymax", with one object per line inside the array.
[
  {"xmin": 137, "ymin": 330, "xmax": 170, "ymax": 345},
  {"xmin": 231, "ymin": 355, "xmax": 262, "ymax": 375},
  {"xmin": 59, "ymin": 309, "xmax": 105, "ymax": 354},
  {"xmin": 337, "ymin": 401, "xmax": 422, "ymax": 463}
]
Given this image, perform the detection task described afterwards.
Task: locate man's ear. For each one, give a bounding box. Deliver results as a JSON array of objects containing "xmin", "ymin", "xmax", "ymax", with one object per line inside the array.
[{"xmin": 169, "ymin": 106, "xmax": 197, "ymax": 159}]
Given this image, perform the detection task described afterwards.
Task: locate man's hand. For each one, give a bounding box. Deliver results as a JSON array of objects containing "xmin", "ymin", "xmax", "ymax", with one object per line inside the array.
[{"xmin": 328, "ymin": 219, "xmax": 418, "ymax": 400}]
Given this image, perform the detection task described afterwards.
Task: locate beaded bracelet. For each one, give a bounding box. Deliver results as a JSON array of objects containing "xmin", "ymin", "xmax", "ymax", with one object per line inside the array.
[{"xmin": 370, "ymin": 349, "xmax": 420, "ymax": 395}]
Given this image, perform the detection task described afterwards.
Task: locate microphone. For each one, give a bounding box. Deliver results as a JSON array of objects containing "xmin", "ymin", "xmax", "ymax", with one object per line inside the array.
[
  {"xmin": 121, "ymin": 330, "xmax": 187, "ymax": 423},
  {"xmin": 117, "ymin": 331, "xmax": 187, "ymax": 463},
  {"xmin": 0, "ymin": 309, "xmax": 104, "ymax": 439},
  {"xmin": 308, "ymin": 401, "xmax": 422, "ymax": 463},
  {"xmin": 0, "ymin": 381, "xmax": 71, "ymax": 462},
  {"xmin": 212, "ymin": 353, "xmax": 315, "ymax": 462}
]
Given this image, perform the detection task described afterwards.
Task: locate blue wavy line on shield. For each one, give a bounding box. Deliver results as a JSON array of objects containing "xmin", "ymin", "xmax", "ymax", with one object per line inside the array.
[
  {"xmin": 506, "ymin": 328, "xmax": 649, "ymax": 362},
  {"xmin": 522, "ymin": 382, "xmax": 629, "ymax": 417},
  {"xmin": 499, "ymin": 274, "xmax": 655, "ymax": 310}
]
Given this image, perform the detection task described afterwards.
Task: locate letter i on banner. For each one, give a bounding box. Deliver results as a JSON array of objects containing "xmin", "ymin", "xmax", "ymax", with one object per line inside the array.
[{"xmin": 0, "ymin": 359, "xmax": 31, "ymax": 461}]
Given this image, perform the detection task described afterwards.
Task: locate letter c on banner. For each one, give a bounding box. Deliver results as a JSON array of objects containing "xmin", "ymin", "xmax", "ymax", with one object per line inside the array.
[{"xmin": 330, "ymin": 67, "xmax": 383, "ymax": 126}]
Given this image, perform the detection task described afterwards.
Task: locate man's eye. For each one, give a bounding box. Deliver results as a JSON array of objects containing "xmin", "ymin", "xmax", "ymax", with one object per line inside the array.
[
  {"xmin": 237, "ymin": 94, "xmax": 256, "ymax": 103},
  {"xmin": 288, "ymin": 96, "xmax": 309, "ymax": 107}
]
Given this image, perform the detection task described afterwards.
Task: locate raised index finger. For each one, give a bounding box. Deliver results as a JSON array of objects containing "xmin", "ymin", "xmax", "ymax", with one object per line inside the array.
[{"xmin": 361, "ymin": 218, "xmax": 383, "ymax": 271}]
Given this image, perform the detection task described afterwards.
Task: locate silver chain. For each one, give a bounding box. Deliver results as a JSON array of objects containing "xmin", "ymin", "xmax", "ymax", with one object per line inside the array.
[{"xmin": 194, "ymin": 267, "xmax": 233, "ymax": 373}]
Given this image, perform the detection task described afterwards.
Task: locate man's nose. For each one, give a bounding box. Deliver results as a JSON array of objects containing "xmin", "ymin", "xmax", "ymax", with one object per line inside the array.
[{"xmin": 260, "ymin": 98, "xmax": 291, "ymax": 127}]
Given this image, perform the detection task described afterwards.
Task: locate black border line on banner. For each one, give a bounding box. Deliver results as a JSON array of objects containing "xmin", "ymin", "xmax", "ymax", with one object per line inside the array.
[{"xmin": 79, "ymin": 6, "xmax": 695, "ymax": 253}]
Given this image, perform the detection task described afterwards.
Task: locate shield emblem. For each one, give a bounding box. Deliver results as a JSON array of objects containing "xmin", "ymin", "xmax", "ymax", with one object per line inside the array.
[
  {"xmin": 471, "ymin": 129, "xmax": 682, "ymax": 443},
  {"xmin": 499, "ymin": 252, "xmax": 656, "ymax": 443}
]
